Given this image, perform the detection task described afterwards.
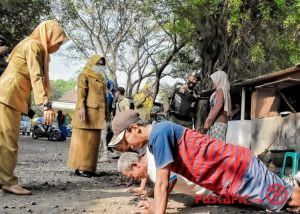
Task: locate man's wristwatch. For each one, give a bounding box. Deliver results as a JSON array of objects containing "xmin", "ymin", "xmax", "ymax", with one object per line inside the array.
[{"xmin": 43, "ymin": 102, "xmax": 52, "ymax": 110}]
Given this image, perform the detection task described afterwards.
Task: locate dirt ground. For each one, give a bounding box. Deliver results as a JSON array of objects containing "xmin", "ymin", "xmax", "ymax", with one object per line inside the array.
[{"xmin": 0, "ymin": 135, "xmax": 290, "ymax": 214}]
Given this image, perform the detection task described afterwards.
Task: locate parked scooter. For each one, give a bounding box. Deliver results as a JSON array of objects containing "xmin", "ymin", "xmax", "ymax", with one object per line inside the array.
[
  {"xmin": 32, "ymin": 123, "xmax": 61, "ymax": 141},
  {"xmin": 151, "ymin": 105, "xmax": 167, "ymax": 122}
]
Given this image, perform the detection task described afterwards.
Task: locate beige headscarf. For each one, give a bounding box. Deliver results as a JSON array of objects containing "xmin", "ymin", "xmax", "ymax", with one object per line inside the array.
[
  {"xmin": 82, "ymin": 54, "xmax": 105, "ymax": 83},
  {"xmin": 7, "ymin": 20, "xmax": 67, "ymax": 98},
  {"xmin": 210, "ymin": 70, "xmax": 231, "ymax": 115}
]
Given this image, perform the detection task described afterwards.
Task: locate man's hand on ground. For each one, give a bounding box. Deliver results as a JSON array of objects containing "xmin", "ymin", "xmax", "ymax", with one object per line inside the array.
[
  {"xmin": 138, "ymin": 199, "xmax": 154, "ymax": 214},
  {"xmin": 127, "ymin": 186, "xmax": 145, "ymax": 195}
]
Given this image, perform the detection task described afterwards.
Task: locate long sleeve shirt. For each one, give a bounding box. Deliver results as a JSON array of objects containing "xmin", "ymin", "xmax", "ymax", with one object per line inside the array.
[
  {"xmin": 116, "ymin": 96, "xmax": 130, "ymax": 114},
  {"xmin": 0, "ymin": 40, "xmax": 48, "ymax": 114}
]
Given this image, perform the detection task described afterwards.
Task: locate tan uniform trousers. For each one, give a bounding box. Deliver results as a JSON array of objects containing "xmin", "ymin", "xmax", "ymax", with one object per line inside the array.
[
  {"xmin": 0, "ymin": 103, "xmax": 22, "ymax": 186},
  {"xmin": 67, "ymin": 128, "xmax": 101, "ymax": 172}
]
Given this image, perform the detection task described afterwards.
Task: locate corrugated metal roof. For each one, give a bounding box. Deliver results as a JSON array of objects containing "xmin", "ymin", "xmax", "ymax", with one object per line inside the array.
[
  {"xmin": 233, "ymin": 64, "xmax": 300, "ymax": 87},
  {"xmin": 199, "ymin": 64, "xmax": 300, "ymax": 97}
]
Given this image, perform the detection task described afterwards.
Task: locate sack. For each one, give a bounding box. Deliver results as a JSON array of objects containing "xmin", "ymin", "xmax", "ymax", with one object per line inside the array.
[{"xmin": 283, "ymin": 174, "xmax": 300, "ymax": 187}]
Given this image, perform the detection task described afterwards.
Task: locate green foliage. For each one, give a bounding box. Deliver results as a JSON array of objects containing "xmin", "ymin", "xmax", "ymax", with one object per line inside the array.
[
  {"xmin": 0, "ymin": 0, "xmax": 51, "ymax": 46},
  {"xmin": 228, "ymin": 0, "xmax": 243, "ymax": 26},
  {"xmin": 29, "ymin": 79, "xmax": 76, "ymax": 117},
  {"xmin": 250, "ymin": 43, "xmax": 265, "ymax": 64},
  {"xmin": 150, "ymin": 0, "xmax": 300, "ymax": 87},
  {"xmin": 50, "ymin": 79, "xmax": 76, "ymax": 101}
]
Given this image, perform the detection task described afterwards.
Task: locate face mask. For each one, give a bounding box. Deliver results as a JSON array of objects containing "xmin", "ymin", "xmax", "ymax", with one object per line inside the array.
[{"xmin": 93, "ymin": 65, "xmax": 103, "ymax": 74}]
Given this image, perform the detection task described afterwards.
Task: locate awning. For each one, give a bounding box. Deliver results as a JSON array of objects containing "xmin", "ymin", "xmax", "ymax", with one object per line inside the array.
[{"xmin": 255, "ymin": 78, "xmax": 300, "ymax": 89}]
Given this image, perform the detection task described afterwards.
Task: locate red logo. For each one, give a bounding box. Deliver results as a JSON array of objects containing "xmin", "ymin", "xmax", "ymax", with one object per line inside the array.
[{"xmin": 266, "ymin": 184, "xmax": 287, "ymax": 205}]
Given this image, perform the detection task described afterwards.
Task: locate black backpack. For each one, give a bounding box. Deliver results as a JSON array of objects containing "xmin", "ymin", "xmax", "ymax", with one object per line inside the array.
[{"xmin": 170, "ymin": 84, "xmax": 198, "ymax": 120}]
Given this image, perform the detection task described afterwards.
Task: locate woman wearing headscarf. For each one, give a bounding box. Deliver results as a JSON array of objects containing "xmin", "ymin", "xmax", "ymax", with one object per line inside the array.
[
  {"xmin": 67, "ymin": 54, "xmax": 108, "ymax": 178},
  {"xmin": 201, "ymin": 70, "xmax": 231, "ymax": 141},
  {"xmin": 0, "ymin": 20, "xmax": 67, "ymax": 195}
]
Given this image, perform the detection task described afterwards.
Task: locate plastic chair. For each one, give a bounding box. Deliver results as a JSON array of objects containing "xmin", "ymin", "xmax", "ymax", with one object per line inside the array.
[{"xmin": 281, "ymin": 152, "xmax": 300, "ymax": 178}]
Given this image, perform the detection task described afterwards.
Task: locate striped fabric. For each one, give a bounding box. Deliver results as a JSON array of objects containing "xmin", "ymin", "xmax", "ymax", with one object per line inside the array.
[{"xmin": 171, "ymin": 128, "xmax": 252, "ymax": 195}]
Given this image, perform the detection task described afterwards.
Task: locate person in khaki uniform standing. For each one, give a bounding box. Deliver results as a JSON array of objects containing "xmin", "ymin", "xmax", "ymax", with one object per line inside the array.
[
  {"xmin": 67, "ymin": 54, "xmax": 108, "ymax": 178},
  {"xmin": 115, "ymin": 87, "xmax": 130, "ymax": 115},
  {"xmin": 0, "ymin": 20, "xmax": 67, "ymax": 195}
]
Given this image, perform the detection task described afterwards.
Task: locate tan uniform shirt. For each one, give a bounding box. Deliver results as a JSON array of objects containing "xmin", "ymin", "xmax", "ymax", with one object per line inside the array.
[
  {"xmin": 0, "ymin": 40, "xmax": 48, "ymax": 114},
  {"xmin": 116, "ymin": 97, "xmax": 130, "ymax": 114},
  {"xmin": 72, "ymin": 73, "xmax": 107, "ymax": 129}
]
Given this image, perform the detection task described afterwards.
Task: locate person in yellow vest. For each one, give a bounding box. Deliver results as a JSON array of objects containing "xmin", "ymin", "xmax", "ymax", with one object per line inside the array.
[
  {"xmin": 0, "ymin": 20, "xmax": 67, "ymax": 195},
  {"xmin": 133, "ymin": 83, "xmax": 154, "ymax": 123},
  {"xmin": 67, "ymin": 54, "xmax": 108, "ymax": 178}
]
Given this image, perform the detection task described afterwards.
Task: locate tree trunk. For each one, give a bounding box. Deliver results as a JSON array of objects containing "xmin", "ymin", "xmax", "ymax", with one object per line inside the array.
[{"xmin": 152, "ymin": 42, "xmax": 186, "ymax": 100}]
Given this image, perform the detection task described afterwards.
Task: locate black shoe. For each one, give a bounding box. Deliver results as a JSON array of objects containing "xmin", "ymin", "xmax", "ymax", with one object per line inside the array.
[{"xmin": 74, "ymin": 170, "xmax": 93, "ymax": 178}]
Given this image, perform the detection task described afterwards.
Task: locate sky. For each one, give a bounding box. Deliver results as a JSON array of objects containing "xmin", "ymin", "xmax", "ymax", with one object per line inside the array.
[
  {"xmin": 49, "ymin": 53, "xmax": 82, "ymax": 80},
  {"xmin": 49, "ymin": 50, "xmax": 179, "ymax": 88}
]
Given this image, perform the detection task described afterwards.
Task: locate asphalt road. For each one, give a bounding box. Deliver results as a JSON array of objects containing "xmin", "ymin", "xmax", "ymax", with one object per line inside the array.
[{"xmin": 0, "ymin": 135, "xmax": 290, "ymax": 214}]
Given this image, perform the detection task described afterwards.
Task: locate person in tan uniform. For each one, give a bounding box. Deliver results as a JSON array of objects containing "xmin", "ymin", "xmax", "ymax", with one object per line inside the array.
[
  {"xmin": 115, "ymin": 87, "xmax": 130, "ymax": 115},
  {"xmin": 67, "ymin": 54, "xmax": 108, "ymax": 178},
  {"xmin": 0, "ymin": 20, "xmax": 67, "ymax": 195}
]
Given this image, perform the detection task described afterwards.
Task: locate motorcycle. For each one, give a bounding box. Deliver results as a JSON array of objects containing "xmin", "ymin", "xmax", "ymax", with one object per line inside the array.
[
  {"xmin": 32, "ymin": 123, "xmax": 61, "ymax": 141},
  {"xmin": 151, "ymin": 105, "xmax": 167, "ymax": 122}
]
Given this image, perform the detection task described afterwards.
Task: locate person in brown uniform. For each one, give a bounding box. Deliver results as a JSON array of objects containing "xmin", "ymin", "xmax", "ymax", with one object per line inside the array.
[
  {"xmin": 201, "ymin": 70, "xmax": 231, "ymax": 141},
  {"xmin": 0, "ymin": 20, "xmax": 67, "ymax": 195},
  {"xmin": 67, "ymin": 54, "xmax": 108, "ymax": 178}
]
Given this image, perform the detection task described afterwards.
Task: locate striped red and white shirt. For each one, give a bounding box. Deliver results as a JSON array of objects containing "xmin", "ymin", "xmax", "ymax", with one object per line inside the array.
[{"xmin": 149, "ymin": 121, "xmax": 252, "ymax": 195}]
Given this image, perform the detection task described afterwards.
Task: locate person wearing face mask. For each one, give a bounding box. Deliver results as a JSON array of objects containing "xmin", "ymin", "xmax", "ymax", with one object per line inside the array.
[
  {"xmin": 201, "ymin": 70, "xmax": 231, "ymax": 141},
  {"xmin": 0, "ymin": 20, "xmax": 67, "ymax": 195},
  {"xmin": 67, "ymin": 54, "xmax": 109, "ymax": 178},
  {"xmin": 163, "ymin": 71, "xmax": 201, "ymax": 129}
]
